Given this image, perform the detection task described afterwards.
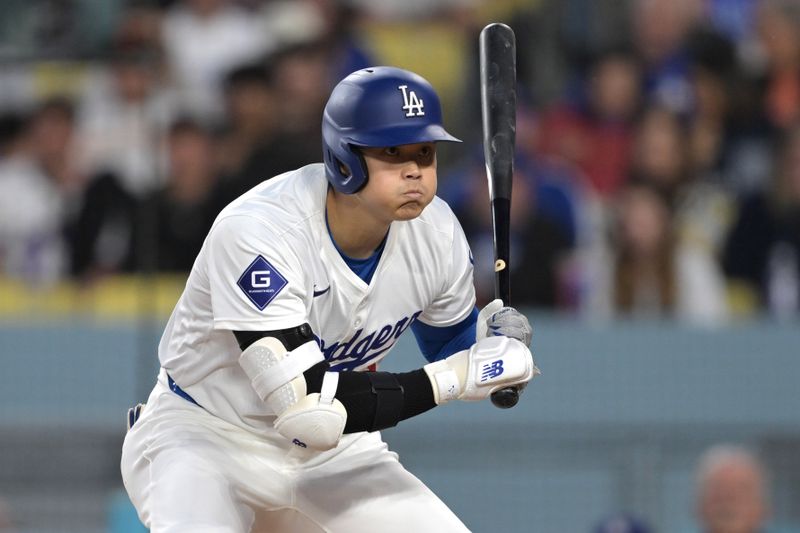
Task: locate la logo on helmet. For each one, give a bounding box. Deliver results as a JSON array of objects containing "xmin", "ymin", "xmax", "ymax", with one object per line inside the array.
[{"xmin": 398, "ymin": 85, "xmax": 425, "ymax": 117}]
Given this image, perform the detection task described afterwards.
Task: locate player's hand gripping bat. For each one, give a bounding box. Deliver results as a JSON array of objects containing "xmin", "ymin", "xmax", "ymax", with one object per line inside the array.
[{"xmin": 480, "ymin": 23, "xmax": 520, "ymax": 409}]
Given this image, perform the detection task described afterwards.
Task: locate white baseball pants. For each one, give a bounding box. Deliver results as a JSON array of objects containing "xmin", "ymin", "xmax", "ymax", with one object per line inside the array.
[{"xmin": 121, "ymin": 373, "xmax": 470, "ymax": 533}]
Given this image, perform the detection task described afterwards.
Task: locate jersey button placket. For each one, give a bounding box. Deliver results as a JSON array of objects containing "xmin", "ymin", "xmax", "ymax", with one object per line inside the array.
[{"xmin": 353, "ymin": 299, "xmax": 367, "ymax": 327}]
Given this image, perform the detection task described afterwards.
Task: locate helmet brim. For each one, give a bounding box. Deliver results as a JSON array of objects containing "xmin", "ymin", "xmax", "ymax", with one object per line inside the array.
[{"xmin": 344, "ymin": 123, "xmax": 461, "ymax": 148}]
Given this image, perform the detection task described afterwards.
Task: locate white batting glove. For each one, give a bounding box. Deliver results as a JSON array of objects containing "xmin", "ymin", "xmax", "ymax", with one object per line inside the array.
[
  {"xmin": 424, "ymin": 335, "xmax": 540, "ymax": 404},
  {"xmin": 477, "ymin": 299, "xmax": 532, "ymax": 347}
]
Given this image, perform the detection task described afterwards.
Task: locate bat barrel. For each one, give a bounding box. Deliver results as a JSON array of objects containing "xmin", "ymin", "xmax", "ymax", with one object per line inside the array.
[{"xmin": 479, "ymin": 23, "xmax": 516, "ymax": 202}]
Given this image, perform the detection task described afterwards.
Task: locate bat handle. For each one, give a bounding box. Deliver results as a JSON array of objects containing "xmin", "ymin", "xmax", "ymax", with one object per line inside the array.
[{"xmin": 487, "ymin": 258, "xmax": 520, "ymax": 409}]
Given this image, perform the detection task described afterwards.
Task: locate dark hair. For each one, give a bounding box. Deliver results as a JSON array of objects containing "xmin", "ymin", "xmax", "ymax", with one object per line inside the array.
[
  {"xmin": 224, "ymin": 62, "xmax": 274, "ymax": 91},
  {"xmin": 168, "ymin": 116, "xmax": 209, "ymax": 138},
  {"xmin": 687, "ymin": 27, "xmax": 737, "ymax": 80},
  {"xmin": 613, "ymin": 180, "xmax": 677, "ymax": 314},
  {"xmin": 0, "ymin": 112, "xmax": 28, "ymax": 152},
  {"xmin": 35, "ymin": 96, "xmax": 75, "ymax": 123}
]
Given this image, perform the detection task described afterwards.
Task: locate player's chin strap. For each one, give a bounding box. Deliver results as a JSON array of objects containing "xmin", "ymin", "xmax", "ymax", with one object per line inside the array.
[{"xmin": 239, "ymin": 337, "xmax": 347, "ymax": 451}]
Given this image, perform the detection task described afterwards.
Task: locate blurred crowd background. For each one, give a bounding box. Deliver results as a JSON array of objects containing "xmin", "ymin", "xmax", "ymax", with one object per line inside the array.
[
  {"xmin": 1, "ymin": 0, "xmax": 799, "ymax": 532},
  {"xmin": 1, "ymin": 0, "xmax": 799, "ymax": 323}
]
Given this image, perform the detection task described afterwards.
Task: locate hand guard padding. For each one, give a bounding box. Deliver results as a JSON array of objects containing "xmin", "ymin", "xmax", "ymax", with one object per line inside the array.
[
  {"xmin": 424, "ymin": 335, "xmax": 539, "ymax": 404},
  {"xmin": 477, "ymin": 299, "xmax": 533, "ymax": 347},
  {"xmin": 274, "ymin": 393, "xmax": 347, "ymax": 451}
]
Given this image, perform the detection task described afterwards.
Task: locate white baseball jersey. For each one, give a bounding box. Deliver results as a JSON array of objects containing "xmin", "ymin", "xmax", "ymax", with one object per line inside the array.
[{"xmin": 158, "ymin": 163, "xmax": 476, "ymax": 436}]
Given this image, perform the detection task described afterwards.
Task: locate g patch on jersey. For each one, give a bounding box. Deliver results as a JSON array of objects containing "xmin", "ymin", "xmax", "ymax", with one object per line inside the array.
[{"xmin": 237, "ymin": 255, "xmax": 288, "ymax": 310}]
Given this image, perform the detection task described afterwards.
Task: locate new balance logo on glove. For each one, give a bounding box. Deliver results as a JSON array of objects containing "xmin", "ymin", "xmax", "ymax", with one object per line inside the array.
[
  {"xmin": 480, "ymin": 360, "xmax": 505, "ymax": 382},
  {"xmin": 424, "ymin": 335, "xmax": 537, "ymax": 405}
]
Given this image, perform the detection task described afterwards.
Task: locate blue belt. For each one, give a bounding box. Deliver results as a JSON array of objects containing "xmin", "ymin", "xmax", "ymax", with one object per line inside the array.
[{"xmin": 167, "ymin": 373, "xmax": 200, "ymax": 407}]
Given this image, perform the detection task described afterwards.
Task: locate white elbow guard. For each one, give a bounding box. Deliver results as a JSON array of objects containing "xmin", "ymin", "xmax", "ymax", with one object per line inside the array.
[
  {"xmin": 239, "ymin": 337, "xmax": 322, "ymax": 411},
  {"xmin": 239, "ymin": 337, "xmax": 346, "ymax": 450}
]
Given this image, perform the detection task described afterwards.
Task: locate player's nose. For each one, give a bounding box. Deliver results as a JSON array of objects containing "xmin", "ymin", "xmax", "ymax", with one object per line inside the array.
[{"xmin": 402, "ymin": 160, "xmax": 422, "ymax": 179}]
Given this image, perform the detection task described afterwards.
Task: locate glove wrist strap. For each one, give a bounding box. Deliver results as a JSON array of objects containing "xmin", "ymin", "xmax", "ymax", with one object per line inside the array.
[{"xmin": 424, "ymin": 359, "xmax": 461, "ymax": 404}]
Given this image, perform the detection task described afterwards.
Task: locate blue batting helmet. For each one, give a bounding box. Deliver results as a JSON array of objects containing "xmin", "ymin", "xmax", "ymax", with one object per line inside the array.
[{"xmin": 322, "ymin": 66, "xmax": 461, "ymax": 194}]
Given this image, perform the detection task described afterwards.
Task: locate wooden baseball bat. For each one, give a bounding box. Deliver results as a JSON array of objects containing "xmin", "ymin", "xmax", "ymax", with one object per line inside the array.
[{"xmin": 480, "ymin": 23, "xmax": 519, "ymax": 409}]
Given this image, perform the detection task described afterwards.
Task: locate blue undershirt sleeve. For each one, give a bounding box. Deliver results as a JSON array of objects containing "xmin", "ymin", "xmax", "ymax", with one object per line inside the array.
[{"xmin": 411, "ymin": 307, "xmax": 478, "ymax": 363}]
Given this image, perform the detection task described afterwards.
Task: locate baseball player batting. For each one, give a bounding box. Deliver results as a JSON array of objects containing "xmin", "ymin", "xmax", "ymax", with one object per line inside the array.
[{"xmin": 121, "ymin": 66, "xmax": 539, "ymax": 532}]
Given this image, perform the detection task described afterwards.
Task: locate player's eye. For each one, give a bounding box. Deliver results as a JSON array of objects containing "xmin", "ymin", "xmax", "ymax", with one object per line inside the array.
[
  {"xmin": 418, "ymin": 145, "xmax": 435, "ymax": 163},
  {"xmin": 384, "ymin": 146, "xmax": 400, "ymax": 157}
]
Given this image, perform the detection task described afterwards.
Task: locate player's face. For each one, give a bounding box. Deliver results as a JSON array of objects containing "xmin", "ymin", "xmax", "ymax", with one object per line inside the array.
[{"xmin": 357, "ymin": 143, "xmax": 437, "ymax": 222}]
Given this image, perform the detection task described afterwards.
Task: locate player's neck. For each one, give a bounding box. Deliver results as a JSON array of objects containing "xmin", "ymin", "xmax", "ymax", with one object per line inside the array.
[{"xmin": 326, "ymin": 188, "xmax": 390, "ymax": 259}]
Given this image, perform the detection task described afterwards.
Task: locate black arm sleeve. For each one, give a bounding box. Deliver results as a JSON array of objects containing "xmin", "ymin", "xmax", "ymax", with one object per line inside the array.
[
  {"xmin": 303, "ymin": 361, "xmax": 437, "ymax": 434},
  {"xmin": 234, "ymin": 327, "xmax": 438, "ymax": 433}
]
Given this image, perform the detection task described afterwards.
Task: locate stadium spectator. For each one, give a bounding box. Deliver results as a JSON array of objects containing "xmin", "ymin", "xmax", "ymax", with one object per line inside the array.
[
  {"xmin": 112, "ymin": 2, "xmax": 162, "ymax": 50},
  {"xmin": 756, "ymin": 0, "xmax": 800, "ymax": 132},
  {"xmin": 723, "ymin": 125, "xmax": 800, "ymax": 319},
  {"xmin": 134, "ymin": 118, "xmax": 224, "ymax": 272},
  {"xmin": 632, "ymin": 0, "xmax": 704, "ymax": 115},
  {"xmin": 216, "ymin": 63, "xmax": 279, "ymax": 180},
  {"xmin": 694, "ymin": 445, "xmax": 770, "ymax": 533},
  {"xmin": 314, "ymin": 0, "xmax": 376, "ymax": 84},
  {"xmin": 68, "ymin": 170, "xmax": 138, "ymax": 281},
  {"xmin": 0, "ymin": 99, "xmax": 83, "ymax": 284},
  {"xmin": 625, "ymin": 102, "xmax": 734, "ymax": 266},
  {"xmin": 70, "ymin": 117, "xmax": 223, "ymax": 278},
  {"xmin": 69, "ymin": 30, "xmax": 176, "ymax": 281},
  {"xmin": 75, "ymin": 37, "xmax": 176, "ymax": 198},
  {"xmin": 217, "ymin": 41, "xmax": 333, "ymax": 203},
  {"xmin": 255, "ymin": 0, "xmax": 376, "ymax": 84},
  {"xmin": 697, "ymin": 0, "xmax": 800, "ymax": 196},
  {"xmin": 583, "ymin": 179, "xmax": 728, "ymax": 322},
  {"xmin": 535, "ymin": 48, "xmax": 642, "ymax": 201},
  {"xmin": 676, "ymin": 99, "xmax": 737, "ymax": 269},
  {"xmin": 270, "ymin": 40, "xmax": 332, "ymax": 145},
  {"xmin": 685, "ymin": 28, "xmax": 738, "ymax": 186},
  {"xmin": 161, "ymin": 0, "xmax": 273, "ymax": 122},
  {"xmin": 628, "ymin": 105, "xmax": 692, "ymax": 202},
  {"xmin": 28, "ymin": 98, "xmax": 85, "ymax": 199}
]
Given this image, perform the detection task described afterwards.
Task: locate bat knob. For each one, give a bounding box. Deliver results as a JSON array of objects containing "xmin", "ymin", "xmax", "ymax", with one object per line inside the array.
[{"xmin": 490, "ymin": 387, "xmax": 519, "ymax": 409}]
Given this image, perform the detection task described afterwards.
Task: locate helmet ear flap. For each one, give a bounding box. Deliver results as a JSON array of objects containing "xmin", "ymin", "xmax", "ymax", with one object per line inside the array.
[
  {"xmin": 324, "ymin": 145, "xmax": 369, "ymax": 194},
  {"xmin": 350, "ymin": 146, "xmax": 369, "ymax": 193},
  {"xmin": 335, "ymin": 158, "xmax": 350, "ymax": 180}
]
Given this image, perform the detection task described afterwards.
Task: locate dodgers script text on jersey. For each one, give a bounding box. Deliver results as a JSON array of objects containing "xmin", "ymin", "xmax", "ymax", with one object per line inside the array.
[{"xmin": 317, "ymin": 310, "xmax": 422, "ymax": 371}]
